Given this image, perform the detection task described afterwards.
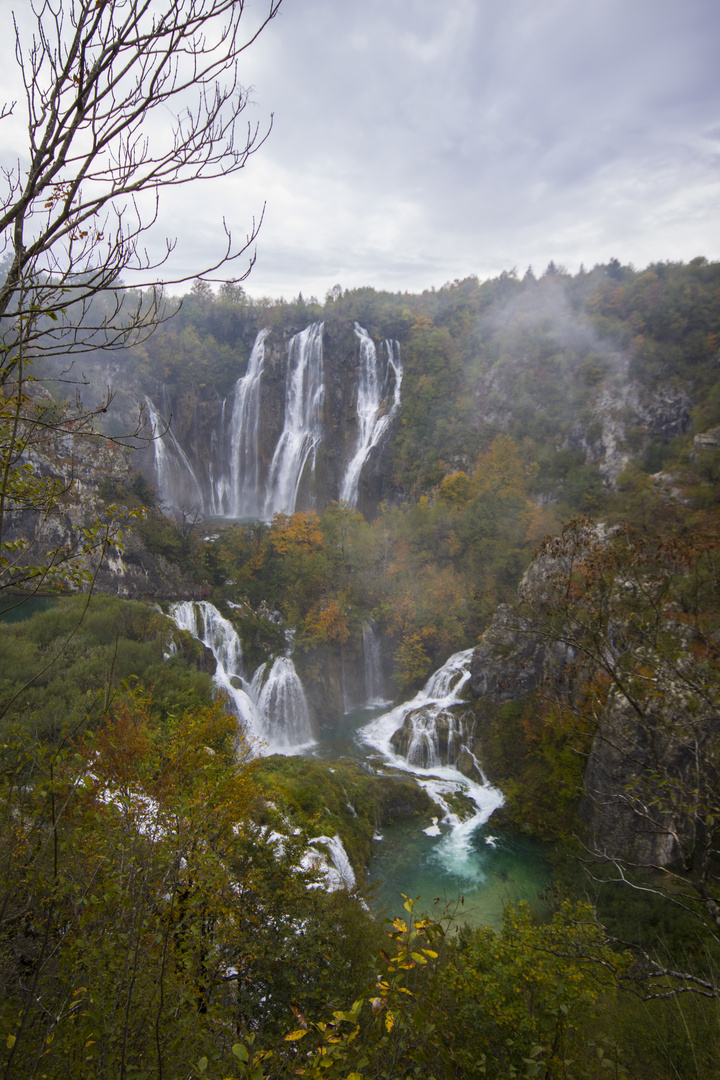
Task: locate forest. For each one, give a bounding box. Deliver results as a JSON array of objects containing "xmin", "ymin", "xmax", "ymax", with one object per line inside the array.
[{"xmin": 2, "ymin": 255, "xmax": 720, "ymax": 1080}]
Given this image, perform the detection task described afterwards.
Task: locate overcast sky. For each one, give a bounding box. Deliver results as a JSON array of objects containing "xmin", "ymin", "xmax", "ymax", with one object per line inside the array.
[{"xmin": 4, "ymin": 0, "xmax": 720, "ymax": 300}]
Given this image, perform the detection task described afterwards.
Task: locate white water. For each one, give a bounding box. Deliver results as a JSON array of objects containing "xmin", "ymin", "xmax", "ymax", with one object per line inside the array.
[
  {"xmin": 264, "ymin": 322, "xmax": 325, "ymax": 517},
  {"xmin": 339, "ymin": 325, "xmax": 403, "ymax": 507},
  {"xmin": 145, "ymin": 397, "xmax": 204, "ymax": 509},
  {"xmin": 303, "ymin": 834, "xmax": 357, "ymax": 892},
  {"xmin": 166, "ymin": 602, "xmax": 509, "ymax": 898},
  {"xmin": 143, "ymin": 320, "xmax": 404, "ymax": 520},
  {"xmin": 225, "ymin": 328, "xmax": 271, "ymax": 518},
  {"xmin": 168, "ymin": 601, "xmax": 315, "ymax": 754},
  {"xmin": 362, "ymin": 620, "xmax": 388, "ymax": 707},
  {"xmin": 250, "ymin": 656, "xmax": 315, "ymax": 751},
  {"xmin": 359, "ymin": 649, "xmax": 504, "ymax": 879}
]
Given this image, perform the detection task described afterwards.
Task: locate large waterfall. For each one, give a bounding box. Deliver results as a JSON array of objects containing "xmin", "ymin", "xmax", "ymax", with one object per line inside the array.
[
  {"xmin": 208, "ymin": 328, "xmax": 271, "ymax": 518},
  {"xmin": 145, "ymin": 321, "xmax": 401, "ymax": 519},
  {"xmin": 145, "ymin": 396, "xmax": 204, "ymax": 510},
  {"xmin": 263, "ymin": 322, "xmax": 325, "ymax": 517},
  {"xmin": 340, "ymin": 325, "xmax": 403, "ymax": 507},
  {"xmin": 169, "ymin": 600, "xmax": 315, "ymax": 753}
]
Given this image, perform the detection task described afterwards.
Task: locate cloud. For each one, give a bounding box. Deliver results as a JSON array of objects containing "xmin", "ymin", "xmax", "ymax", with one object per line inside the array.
[{"xmin": 1, "ymin": 0, "xmax": 718, "ymax": 297}]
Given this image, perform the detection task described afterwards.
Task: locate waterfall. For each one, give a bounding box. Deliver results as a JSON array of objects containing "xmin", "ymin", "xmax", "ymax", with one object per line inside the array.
[
  {"xmin": 225, "ymin": 327, "xmax": 271, "ymax": 518},
  {"xmin": 359, "ymin": 649, "xmax": 504, "ymax": 870},
  {"xmin": 206, "ymin": 398, "xmax": 227, "ymax": 516},
  {"xmin": 264, "ymin": 322, "xmax": 325, "ymax": 517},
  {"xmin": 339, "ymin": 324, "xmax": 402, "ymax": 507},
  {"xmin": 362, "ymin": 621, "xmax": 388, "ymax": 706},
  {"xmin": 169, "ymin": 600, "xmax": 257, "ymax": 732},
  {"xmin": 168, "ymin": 600, "xmax": 315, "ymax": 753},
  {"xmin": 145, "ymin": 397, "xmax": 204, "ymax": 509},
  {"xmin": 143, "ymin": 320, "xmax": 399, "ymax": 519},
  {"xmin": 303, "ymin": 835, "xmax": 357, "ymax": 891},
  {"xmin": 360, "ymin": 647, "xmax": 476, "ymax": 768},
  {"xmin": 144, "ymin": 326, "xmax": 272, "ymax": 519},
  {"xmin": 422, "ymin": 648, "xmax": 474, "ymax": 701},
  {"xmin": 250, "ymin": 656, "xmax": 315, "ymax": 750}
]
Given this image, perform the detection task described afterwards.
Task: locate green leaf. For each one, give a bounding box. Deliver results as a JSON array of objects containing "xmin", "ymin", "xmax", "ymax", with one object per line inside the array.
[{"xmin": 233, "ymin": 1044, "xmax": 249, "ymax": 1062}]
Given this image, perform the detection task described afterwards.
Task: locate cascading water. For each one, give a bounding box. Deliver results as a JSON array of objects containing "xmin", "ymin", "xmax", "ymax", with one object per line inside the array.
[
  {"xmin": 340, "ymin": 325, "xmax": 403, "ymax": 507},
  {"xmin": 264, "ymin": 322, "xmax": 325, "ymax": 517},
  {"xmin": 362, "ymin": 621, "xmax": 388, "ymax": 707},
  {"xmin": 224, "ymin": 327, "xmax": 271, "ymax": 518},
  {"xmin": 143, "ymin": 320, "xmax": 401, "ymax": 519},
  {"xmin": 169, "ymin": 600, "xmax": 258, "ymax": 734},
  {"xmin": 251, "ymin": 657, "xmax": 315, "ymax": 750},
  {"xmin": 361, "ymin": 648, "xmax": 479, "ymax": 772},
  {"xmin": 145, "ymin": 396, "xmax": 204, "ymax": 509},
  {"xmin": 168, "ymin": 600, "xmax": 315, "ymax": 753},
  {"xmin": 164, "ymin": 603, "xmax": 541, "ymax": 921},
  {"xmin": 360, "ymin": 649, "xmax": 504, "ymax": 882}
]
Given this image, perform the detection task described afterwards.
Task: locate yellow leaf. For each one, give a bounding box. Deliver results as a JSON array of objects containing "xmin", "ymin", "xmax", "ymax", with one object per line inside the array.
[
  {"xmin": 385, "ymin": 1010, "xmax": 395, "ymax": 1033},
  {"xmin": 6, "ymin": 1035, "xmax": 15, "ymax": 1050},
  {"xmin": 284, "ymin": 1030, "xmax": 308, "ymax": 1042}
]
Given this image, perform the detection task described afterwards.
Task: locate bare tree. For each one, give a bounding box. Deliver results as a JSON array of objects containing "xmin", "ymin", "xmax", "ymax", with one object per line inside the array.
[
  {"xmin": 0, "ymin": 0, "xmax": 282, "ymax": 596},
  {"xmin": 0, "ymin": 0, "xmax": 281, "ymax": 368}
]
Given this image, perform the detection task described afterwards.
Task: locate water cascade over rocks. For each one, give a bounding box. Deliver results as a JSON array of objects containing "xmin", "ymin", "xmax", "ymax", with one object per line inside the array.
[
  {"xmin": 362, "ymin": 620, "xmax": 388, "ymax": 707},
  {"xmin": 263, "ymin": 322, "xmax": 325, "ymax": 517},
  {"xmin": 145, "ymin": 396, "xmax": 204, "ymax": 510},
  {"xmin": 144, "ymin": 321, "xmax": 401, "ymax": 519},
  {"xmin": 360, "ymin": 649, "xmax": 504, "ymax": 847},
  {"xmin": 166, "ymin": 604, "xmax": 517, "ymax": 910},
  {"xmin": 340, "ymin": 325, "xmax": 403, "ymax": 507},
  {"xmin": 213, "ymin": 327, "xmax": 271, "ymax": 518},
  {"xmin": 168, "ymin": 600, "xmax": 315, "ymax": 753},
  {"xmin": 250, "ymin": 657, "xmax": 314, "ymax": 750}
]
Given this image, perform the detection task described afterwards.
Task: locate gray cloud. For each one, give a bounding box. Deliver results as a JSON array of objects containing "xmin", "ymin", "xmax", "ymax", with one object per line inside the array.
[{"xmin": 3, "ymin": 0, "xmax": 718, "ymax": 298}]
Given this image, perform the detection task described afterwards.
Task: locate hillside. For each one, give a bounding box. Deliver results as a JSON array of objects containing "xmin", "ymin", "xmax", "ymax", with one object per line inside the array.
[{"xmin": 2, "ymin": 258, "xmax": 720, "ymax": 1079}]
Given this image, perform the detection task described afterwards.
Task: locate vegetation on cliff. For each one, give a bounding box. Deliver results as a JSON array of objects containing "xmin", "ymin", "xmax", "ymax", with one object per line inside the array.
[{"xmin": 1, "ymin": 257, "xmax": 720, "ymax": 1078}]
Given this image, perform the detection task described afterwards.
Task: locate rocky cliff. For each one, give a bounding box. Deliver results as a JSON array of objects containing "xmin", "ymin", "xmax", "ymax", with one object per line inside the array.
[
  {"xmin": 5, "ymin": 414, "xmax": 202, "ymax": 600},
  {"xmin": 467, "ymin": 524, "xmax": 720, "ymax": 866},
  {"xmin": 137, "ymin": 318, "xmax": 403, "ymax": 520}
]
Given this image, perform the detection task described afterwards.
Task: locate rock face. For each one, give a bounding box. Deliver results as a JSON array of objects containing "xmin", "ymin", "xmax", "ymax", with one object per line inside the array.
[
  {"xmin": 582, "ymin": 695, "xmax": 718, "ymax": 866},
  {"xmin": 468, "ymin": 532, "xmax": 718, "ymax": 866},
  {"xmin": 139, "ymin": 319, "xmax": 403, "ymax": 520},
  {"xmin": 469, "ymin": 604, "xmax": 569, "ymax": 702},
  {"xmin": 563, "ymin": 376, "xmax": 690, "ymax": 488},
  {"xmin": 6, "ymin": 422, "xmax": 200, "ymax": 599}
]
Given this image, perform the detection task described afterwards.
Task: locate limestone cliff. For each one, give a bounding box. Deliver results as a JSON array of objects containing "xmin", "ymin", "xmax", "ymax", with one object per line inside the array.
[
  {"xmin": 5, "ymin": 419, "xmax": 202, "ymax": 599},
  {"xmin": 467, "ymin": 526, "xmax": 720, "ymax": 866}
]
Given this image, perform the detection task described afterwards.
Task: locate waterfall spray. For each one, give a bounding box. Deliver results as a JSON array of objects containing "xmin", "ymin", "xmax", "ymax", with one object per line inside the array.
[
  {"xmin": 340, "ymin": 325, "xmax": 402, "ymax": 507},
  {"xmin": 264, "ymin": 322, "xmax": 325, "ymax": 516}
]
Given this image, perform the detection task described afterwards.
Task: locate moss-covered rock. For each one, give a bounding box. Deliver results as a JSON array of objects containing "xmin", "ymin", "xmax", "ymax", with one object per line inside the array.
[{"xmin": 253, "ymin": 756, "xmax": 434, "ymax": 876}]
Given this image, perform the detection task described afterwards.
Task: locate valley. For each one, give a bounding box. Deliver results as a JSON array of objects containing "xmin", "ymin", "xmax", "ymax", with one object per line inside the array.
[{"xmin": 2, "ymin": 259, "xmax": 720, "ymax": 1078}]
